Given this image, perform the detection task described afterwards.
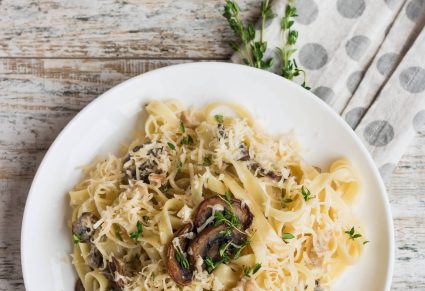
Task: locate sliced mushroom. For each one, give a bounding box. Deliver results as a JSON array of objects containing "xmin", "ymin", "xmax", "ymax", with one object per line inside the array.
[
  {"xmin": 236, "ymin": 144, "xmax": 250, "ymax": 161},
  {"xmin": 188, "ymin": 224, "xmax": 247, "ymax": 271},
  {"xmin": 72, "ymin": 212, "xmax": 98, "ymax": 242},
  {"xmin": 107, "ymin": 256, "xmax": 126, "ymax": 291},
  {"xmin": 193, "ymin": 196, "xmax": 253, "ymax": 231},
  {"xmin": 249, "ymin": 162, "xmax": 282, "ymax": 182},
  {"xmin": 314, "ymin": 279, "xmax": 323, "ymax": 291},
  {"xmin": 166, "ymin": 224, "xmax": 194, "ymax": 286},
  {"xmin": 217, "ymin": 124, "xmax": 226, "ymax": 139},
  {"xmin": 75, "ymin": 278, "xmax": 84, "ymax": 291},
  {"xmin": 123, "ymin": 143, "xmax": 167, "ymax": 183},
  {"xmin": 87, "ymin": 244, "xmax": 103, "ymax": 269}
]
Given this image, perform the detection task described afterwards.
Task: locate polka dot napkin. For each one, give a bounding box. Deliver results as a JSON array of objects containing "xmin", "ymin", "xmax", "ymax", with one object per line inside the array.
[{"xmin": 231, "ymin": 0, "xmax": 425, "ymax": 185}]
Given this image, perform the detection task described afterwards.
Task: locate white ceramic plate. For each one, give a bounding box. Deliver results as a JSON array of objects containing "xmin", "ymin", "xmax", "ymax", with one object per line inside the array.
[{"xmin": 21, "ymin": 62, "xmax": 394, "ymax": 291}]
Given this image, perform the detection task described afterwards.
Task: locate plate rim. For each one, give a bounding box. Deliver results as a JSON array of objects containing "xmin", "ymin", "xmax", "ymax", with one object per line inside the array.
[{"xmin": 20, "ymin": 61, "xmax": 395, "ymax": 290}]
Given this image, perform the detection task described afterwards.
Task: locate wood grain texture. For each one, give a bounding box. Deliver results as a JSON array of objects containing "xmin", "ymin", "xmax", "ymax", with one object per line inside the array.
[
  {"xmin": 0, "ymin": 0, "xmax": 261, "ymax": 58},
  {"xmin": 0, "ymin": 58, "xmax": 424, "ymax": 290}
]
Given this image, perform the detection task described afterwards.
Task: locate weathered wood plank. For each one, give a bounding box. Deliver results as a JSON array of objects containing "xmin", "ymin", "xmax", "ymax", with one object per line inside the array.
[
  {"xmin": 0, "ymin": 58, "xmax": 188, "ymax": 112},
  {"xmin": 0, "ymin": 0, "xmax": 261, "ymax": 58},
  {"xmin": 0, "ymin": 178, "xmax": 30, "ymax": 291},
  {"xmin": 0, "ymin": 59, "xmax": 189, "ymax": 150}
]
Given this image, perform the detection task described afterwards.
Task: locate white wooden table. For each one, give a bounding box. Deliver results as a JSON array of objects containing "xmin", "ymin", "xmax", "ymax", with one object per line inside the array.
[{"xmin": 0, "ymin": 1, "xmax": 424, "ymax": 290}]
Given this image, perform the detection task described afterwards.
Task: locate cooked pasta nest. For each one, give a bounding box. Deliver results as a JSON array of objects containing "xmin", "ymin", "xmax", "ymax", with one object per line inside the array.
[{"xmin": 69, "ymin": 100, "xmax": 366, "ymax": 291}]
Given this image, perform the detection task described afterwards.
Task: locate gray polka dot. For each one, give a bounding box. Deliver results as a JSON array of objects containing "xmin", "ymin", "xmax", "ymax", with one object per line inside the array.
[
  {"xmin": 413, "ymin": 110, "xmax": 425, "ymax": 133},
  {"xmin": 363, "ymin": 120, "xmax": 395, "ymax": 147},
  {"xmin": 298, "ymin": 43, "xmax": 328, "ymax": 70},
  {"xmin": 345, "ymin": 35, "xmax": 371, "ymax": 61},
  {"xmin": 313, "ymin": 86, "xmax": 335, "ymax": 103},
  {"xmin": 345, "ymin": 107, "xmax": 366, "ymax": 129},
  {"xmin": 406, "ymin": 0, "xmax": 425, "ymax": 22},
  {"xmin": 337, "ymin": 0, "xmax": 366, "ymax": 19},
  {"xmin": 377, "ymin": 52, "xmax": 399, "ymax": 76},
  {"xmin": 385, "ymin": 0, "xmax": 399, "ymax": 9},
  {"xmin": 295, "ymin": 0, "xmax": 319, "ymax": 25},
  {"xmin": 347, "ymin": 71, "xmax": 364, "ymax": 94},
  {"xmin": 379, "ymin": 163, "xmax": 396, "ymax": 184},
  {"xmin": 399, "ymin": 66, "xmax": 425, "ymax": 93}
]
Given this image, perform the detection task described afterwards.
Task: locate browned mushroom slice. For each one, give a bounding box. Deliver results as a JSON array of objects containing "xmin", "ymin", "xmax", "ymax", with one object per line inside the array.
[
  {"xmin": 166, "ymin": 224, "xmax": 194, "ymax": 286},
  {"xmin": 72, "ymin": 212, "xmax": 98, "ymax": 243},
  {"xmin": 188, "ymin": 224, "xmax": 247, "ymax": 271},
  {"xmin": 107, "ymin": 256, "xmax": 126, "ymax": 290},
  {"xmin": 217, "ymin": 124, "xmax": 226, "ymax": 139},
  {"xmin": 75, "ymin": 278, "xmax": 84, "ymax": 291},
  {"xmin": 236, "ymin": 144, "xmax": 250, "ymax": 161},
  {"xmin": 87, "ymin": 244, "xmax": 103, "ymax": 269},
  {"xmin": 193, "ymin": 196, "xmax": 253, "ymax": 231},
  {"xmin": 249, "ymin": 162, "xmax": 283, "ymax": 182},
  {"xmin": 122, "ymin": 143, "xmax": 167, "ymax": 183}
]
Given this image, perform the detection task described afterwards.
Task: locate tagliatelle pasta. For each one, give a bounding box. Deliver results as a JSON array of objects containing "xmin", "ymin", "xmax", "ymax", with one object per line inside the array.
[{"xmin": 69, "ymin": 100, "xmax": 366, "ymax": 291}]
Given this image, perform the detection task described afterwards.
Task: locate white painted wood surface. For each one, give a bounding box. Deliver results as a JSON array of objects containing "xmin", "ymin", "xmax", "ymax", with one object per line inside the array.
[{"xmin": 0, "ymin": 1, "xmax": 424, "ymax": 290}]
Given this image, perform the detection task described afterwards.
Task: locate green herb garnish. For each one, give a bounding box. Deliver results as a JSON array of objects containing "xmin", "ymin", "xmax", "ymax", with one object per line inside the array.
[
  {"xmin": 214, "ymin": 208, "xmax": 241, "ymax": 230},
  {"xmin": 282, "ymin": 232, "xmax": 295, "ymax": 243},
  {"xmin": 224, "ymin": 191, "xmax": 232, "ymax": 202},
  {"xmin": 214, "ymin": 114, "xmax": 224, "ymax": 123},
  {"xmin": 363, "ymin": 240, "xmax": 370, "ymax": 245},
  {"xmin": 159, "ymin": 184, "xmax": 170, "ymax": 193},
  {"xmin": 233, "ymin": 240, "xmax": 249, "ymax": 259},
  {"xmin": 219, "ymin": 241, "xmax": 232, "ymax": 258},
  {"xmin": 223, "ymin": 0, "xmax": 273, "ymax": 69},
  {"xmin": 252, "ymin": 263, "xmax": 262, "ymax": 274},
  {"xmin": 224, "ymin": 0, "xmax": 309, "ymax": 89},
  {"xmin": 205, "ymin": 256, "xmax": 216, "ymax": 273},
  {"xmin": 175, "ymin": 247, "xmax": 190, "ymax": 269},
  {"xmin": 277, "ymin": 1, "xmax": 310, "ymax": 89},
  {"xmin": 181, "ymin": 135, "xmax": 193, "ymax": 145},
  {"xmin": 243, "ymin": 265, "xmax": 251, "ymax": 277},
  {"xmin": 73, "ymin": 234, "xmax": 81, "ymax": 244},
  {"xmin": 129, "ymin": 220, "xmax": 143, "ymax": 241},
  {"xmin": 243, "ymin": 263, "xmax": 262, "ymax": 277},
  {"xmin": 301, "ymin": 186, "xmax": 315, "ymax": 201},
  {"xmin": 167, "ymin": 142, "xmax": 176, "ymax": 150},
  {"xmin": 179, "ymin": 121, "xmax": 186, "ymax": 133},
  {"xmin": 203, "ymin": 156, "xmax": 212, "ymax": 166},
  {"xmin": 281, "ymin": 189, "xmax": 293, "ymax": 208},
  {"xmin": 345, "ymin": 227, "xmax": 362, "ymax": 240},
  {"xmin": 177, "ymin": 161, "xmax": 183, "ymax": 173}
]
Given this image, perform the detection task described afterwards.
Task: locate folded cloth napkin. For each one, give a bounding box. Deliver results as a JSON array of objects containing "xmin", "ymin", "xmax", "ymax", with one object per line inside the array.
[{"xmin": 232, "ymin": 0, "xmax": 425, "ymax": 185}]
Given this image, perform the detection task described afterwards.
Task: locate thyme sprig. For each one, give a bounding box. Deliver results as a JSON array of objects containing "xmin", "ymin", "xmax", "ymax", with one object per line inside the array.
[
  {"xmin": 73, "ymin": 234, "xmax": 81, "ymax": 244},
  {"xmin": 223, "ymin": 0, "xmax": 273, "ymax": 69},
  {"xmin": 175, "ymin": 246, "xmax": 190, "ymax": 269},
  {"xmin": 281, "ymin": 188, "xmax": 293, "ymax": 208},
  {"xmin": 301, "ymin": 186, "xmax": 315, "ymax": 201},
  {"xmin": 276, "ymin": 1, "xmax": 310, "ymax": 90},
  {"xmin": 129, "ymin": 220, "xmax": 143, "ymax": 241},
  {"xmin": 243, "ymin": 263, "xmax": 262, "ymax": 277},
  {"xmin": 345, "ymin": 226, "xmax": 362, "ymax": 240},
  {"xmin": 224, "ymin": 0, "xmax": 310, "ymax": 89},
  {"xmin": 214, "ymin": 208, "xmax": 241, "ymax": 231}
]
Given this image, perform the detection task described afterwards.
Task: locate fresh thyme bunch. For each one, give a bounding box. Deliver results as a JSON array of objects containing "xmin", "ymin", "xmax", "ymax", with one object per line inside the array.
[
  {"xmin": 223, "ymin": 0, "xmax": 310, "ymax": 89},
  {"xmin": 223, "ymin": 0, "xmax": 273, "ymax": 69}
]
